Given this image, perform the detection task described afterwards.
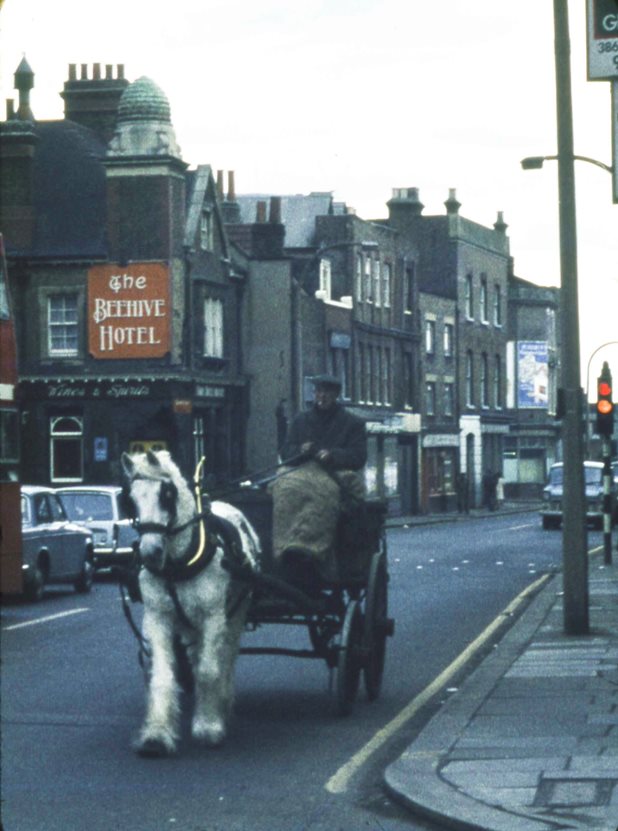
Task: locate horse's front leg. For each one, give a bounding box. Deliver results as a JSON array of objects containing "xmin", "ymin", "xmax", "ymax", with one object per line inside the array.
[
  {"xmin": 191, "ymin": 611, "xmax": 234, "ymax": 747},
  {"xmin": 135, "ymin": 609, "xmax": 181, "ymax": 757}
]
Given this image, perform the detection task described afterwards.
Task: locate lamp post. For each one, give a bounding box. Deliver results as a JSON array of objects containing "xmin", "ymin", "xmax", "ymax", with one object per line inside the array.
[
  {"xmin": 552, "ymin": 0, "xmax": 588, "ymax": 634},
  {"xmin": 522, "ymin": 4, "xmax": 593, "ymax": 634}
]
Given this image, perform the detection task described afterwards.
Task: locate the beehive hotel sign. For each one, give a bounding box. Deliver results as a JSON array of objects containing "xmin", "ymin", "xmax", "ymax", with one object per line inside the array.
[{"xmin": 88, "ymin": 263, "xmax": 171, "ymax": 358}]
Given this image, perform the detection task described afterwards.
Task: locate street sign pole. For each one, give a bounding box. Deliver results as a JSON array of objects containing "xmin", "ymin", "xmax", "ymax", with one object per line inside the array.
[
  {"xmin": 610, "ymin": 80, "xmax": 618, "ymax": 205},
  {"xmin": 555, "ymin": 0, "xmax": 589, "ymax": 635}
]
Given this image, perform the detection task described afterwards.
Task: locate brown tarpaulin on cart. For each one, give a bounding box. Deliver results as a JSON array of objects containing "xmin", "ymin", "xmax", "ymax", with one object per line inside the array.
[{"xmin": 269, "ymin": 461, "xmax": 364, "ymax": 579}]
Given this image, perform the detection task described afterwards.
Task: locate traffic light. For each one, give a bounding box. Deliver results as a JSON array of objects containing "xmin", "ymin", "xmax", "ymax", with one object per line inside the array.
[{"xmin": 596, "ymin": 362, "xmax": 614, "ymax": 437}]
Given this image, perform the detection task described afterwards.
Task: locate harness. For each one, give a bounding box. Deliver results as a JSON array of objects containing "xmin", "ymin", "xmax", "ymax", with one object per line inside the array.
[{"xmin": 127, "ymin": 458, "xmax": 254, "ymax": 633}]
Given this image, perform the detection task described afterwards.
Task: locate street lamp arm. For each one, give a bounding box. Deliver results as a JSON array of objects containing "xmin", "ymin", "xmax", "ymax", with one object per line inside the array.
[{"xmin": 521, "ymin": 154, "xmax": 613, "ymax": 173}]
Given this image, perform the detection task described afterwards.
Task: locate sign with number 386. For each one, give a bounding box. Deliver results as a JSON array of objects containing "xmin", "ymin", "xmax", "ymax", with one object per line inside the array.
[{"xmin": 587, "ymin": 0, "xmax": 618, "ymax": 80}]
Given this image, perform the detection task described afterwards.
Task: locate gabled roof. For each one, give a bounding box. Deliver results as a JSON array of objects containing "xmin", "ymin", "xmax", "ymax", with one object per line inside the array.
[
  {"xmin": 184, "ymin": 164, "xmax": 230, "ymax": 259},
  {"xmin": 235, "ymin": 192, "xmax": 336, "ymax": 248}
]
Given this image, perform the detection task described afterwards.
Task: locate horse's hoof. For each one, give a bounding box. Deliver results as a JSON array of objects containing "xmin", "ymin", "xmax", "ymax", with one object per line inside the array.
[
  {"xmin": 192, "ymin": 720, "xmax": 226, "ymax": 747},
  {"xmin": 135, "ymin": 738, "xmax": 175, "ymax": 758}
]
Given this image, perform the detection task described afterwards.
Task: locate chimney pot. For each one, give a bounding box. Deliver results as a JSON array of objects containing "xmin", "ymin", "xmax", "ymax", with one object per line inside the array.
[
  {"xmin": 105, "ymin": 64, "xmax": 113, "ymax": 79},
  {"xmin": 6, "ymin": 99, "xmax": 15, "ymax": 119},
  {"xmin": 216, "ymin": 170, "xmax": 224, "ymax": 198},
  {"xmin": 444, "ymin": 188, "xmax": 461, "ymax": 215},
  {"xmin": 93, "ymin": 63, "xmax": 101, "ymax": 80},
  {"xmin": 494, "ymin": 211, "xmax": 508, "ymax": 234},
  {"xmin": 269, "ymin": 196, "xmax": 282, "ymax": 224},
  {"xmin": 68, "ymin": 63, "xmax": 77, "ymax": 81},
  {"xmin": 256, "ymin": 201, "xmax": 267, "ymax": 223},
  {"xmin": 80, "ymin": 63, "xmax": 88, "ymax": 80},
  {"xmin": 227, "ymin": 171, "xmax": 236, "ymax": 201},
  {"xmin": 117, "ymin": 64, "xmax": 125, "ymax": 79}
]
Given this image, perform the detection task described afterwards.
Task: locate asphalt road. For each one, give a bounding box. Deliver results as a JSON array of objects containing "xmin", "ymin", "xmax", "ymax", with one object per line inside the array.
[{"xmin": 1, "ymin": 512, "xmax": 568, "ymax": 831}]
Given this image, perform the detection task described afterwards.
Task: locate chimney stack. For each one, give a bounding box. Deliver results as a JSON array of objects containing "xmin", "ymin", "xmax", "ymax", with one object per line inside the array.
[{"xmin": 61, "ymin": 62, "xmax": 129, "ymax": 144}]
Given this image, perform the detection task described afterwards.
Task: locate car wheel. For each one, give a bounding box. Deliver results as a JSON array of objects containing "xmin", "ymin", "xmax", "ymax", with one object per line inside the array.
[
  {"xmin": 25, "ymin": 560, "xmax": 46, "ymax": 602},
  {"xmin": 74, "ymin": 554, "xmax": 94, "ymax": 594}
]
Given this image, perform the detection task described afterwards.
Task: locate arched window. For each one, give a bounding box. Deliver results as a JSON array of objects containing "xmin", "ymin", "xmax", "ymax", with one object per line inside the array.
[{"xmin": 50, "ymin": 416, "xmax": 83, "ymax": 482}]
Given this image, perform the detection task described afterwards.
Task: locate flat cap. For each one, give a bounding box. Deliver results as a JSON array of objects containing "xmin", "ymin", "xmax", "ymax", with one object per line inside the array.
[{"xmin": 311, "ymin": 373, "xmax": 342, "ymax": 390}]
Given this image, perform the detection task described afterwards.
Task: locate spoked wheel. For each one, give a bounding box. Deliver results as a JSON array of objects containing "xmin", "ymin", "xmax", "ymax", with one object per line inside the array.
[
  {"xmin": 363, "ymin": 550, "xmax": 392, "ymax": 701},
  {"xmin": 335, "ymin": 599, "xmax": 364, "ymax": 716}
]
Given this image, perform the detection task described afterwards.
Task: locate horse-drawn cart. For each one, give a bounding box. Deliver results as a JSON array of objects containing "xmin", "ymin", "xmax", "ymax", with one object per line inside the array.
[
  {"xmin": 225, "ymin": 488, "xmax": 394, "ymax": 715},
  {"xmin": 118, "ymin": 452, "xmax": 395, "ymax": 755}
]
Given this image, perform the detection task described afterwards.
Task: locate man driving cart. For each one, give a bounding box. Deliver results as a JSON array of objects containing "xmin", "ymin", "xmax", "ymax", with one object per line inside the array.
[{"xmin": 271, "ymin": 374, "xmax": 367, "ymax": 589}]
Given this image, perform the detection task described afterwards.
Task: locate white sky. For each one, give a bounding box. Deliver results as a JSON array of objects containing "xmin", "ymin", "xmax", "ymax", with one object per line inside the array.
[{"xmin": 1, "ymin": 0, "xmax": 616, "ymax": 396}]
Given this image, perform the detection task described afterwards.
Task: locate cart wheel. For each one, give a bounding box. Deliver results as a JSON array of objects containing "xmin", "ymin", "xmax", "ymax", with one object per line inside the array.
[
  {"xmin": 336, "ymin": 599, "xmax": 363, "ymax": 716},
  {"xmin": 363, "ymin": 551, "xmax": 391, "ymax": 701}
]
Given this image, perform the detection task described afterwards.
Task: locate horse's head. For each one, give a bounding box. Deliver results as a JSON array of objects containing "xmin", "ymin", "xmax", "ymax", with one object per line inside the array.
[{"xmin": 121, "ymin": 450, "xmax": 193, "ymax": 574}]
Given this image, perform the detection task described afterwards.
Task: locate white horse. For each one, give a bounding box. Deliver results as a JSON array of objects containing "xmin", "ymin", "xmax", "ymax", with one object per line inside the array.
[{"xmin": 121, "ymin": 450, "xmax": 260, "ymax": 757}]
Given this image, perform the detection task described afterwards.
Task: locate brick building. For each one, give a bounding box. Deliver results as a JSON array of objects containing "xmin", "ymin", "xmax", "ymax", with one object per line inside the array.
[
  {"xmin": 0, "ymin": 61, "xmax": 247, "ymax": 486},
  {"xmin": 387, "ymin": 187, "xmax": 512, "ymax": 508}
]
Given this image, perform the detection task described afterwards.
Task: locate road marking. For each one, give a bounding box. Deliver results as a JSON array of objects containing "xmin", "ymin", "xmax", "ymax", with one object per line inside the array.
[
  {"xmin": 3, "ymin": 608, "xmax": 89, "ymax": 631},
  {"xmin": 324, "ymin": 573, "xmax": 551, "ymax": 795},
  {"xmin": 508, "ymin": 523, "xmax": 534, "ymax": 530}
]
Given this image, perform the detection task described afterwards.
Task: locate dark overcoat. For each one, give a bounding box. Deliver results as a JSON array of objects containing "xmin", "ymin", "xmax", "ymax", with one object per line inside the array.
[{"xmin": 280, "ymin": 403, "xmax": 367, "ymax": 471}]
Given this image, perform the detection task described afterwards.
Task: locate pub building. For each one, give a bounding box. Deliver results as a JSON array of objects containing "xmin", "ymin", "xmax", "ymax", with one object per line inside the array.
[{"xmin": 1, "ymin": 61, "xmax": 248, "ymax": 486}]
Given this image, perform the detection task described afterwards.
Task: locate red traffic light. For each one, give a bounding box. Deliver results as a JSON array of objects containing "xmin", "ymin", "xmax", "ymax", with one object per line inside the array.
[{"xmin": 596, "ymin": 363, "xmax": 614, "ymax": 436}]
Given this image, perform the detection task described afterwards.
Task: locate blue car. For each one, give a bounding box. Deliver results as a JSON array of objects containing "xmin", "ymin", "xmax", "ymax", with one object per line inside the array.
[{"xmin": 21, "ymin": 486, "xmax": 94, "ymax": 601}]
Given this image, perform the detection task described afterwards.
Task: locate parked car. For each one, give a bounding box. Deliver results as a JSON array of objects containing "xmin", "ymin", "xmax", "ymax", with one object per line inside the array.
[
  {"xmin": 21, "ymin": 485, "xmax": 94, "ymax": 601},
  {"xmin": 540, "ymin": 461, "xmax": 617, "ymax": 530},
  {"xmin": 56, "ymin": 485, "xmax": 138, "ymax": 570}
]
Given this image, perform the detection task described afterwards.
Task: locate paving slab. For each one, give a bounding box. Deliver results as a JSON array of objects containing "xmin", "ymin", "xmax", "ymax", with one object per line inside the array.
[{"xmin": 384, "ymin": 558, "xmax": 618, "ymax": 831}]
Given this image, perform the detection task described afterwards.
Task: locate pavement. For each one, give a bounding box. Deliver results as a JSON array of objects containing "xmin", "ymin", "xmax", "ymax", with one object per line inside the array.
[{"xmin": 384, "ymin": 503, "xmax": 618, "ymax": 831}]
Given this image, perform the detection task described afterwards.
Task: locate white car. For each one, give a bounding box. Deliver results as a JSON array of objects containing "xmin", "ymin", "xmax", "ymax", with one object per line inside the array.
[
  {"xmin": 540, "ymin": 461, "xmax": 617, "ymax": 530},
  {"xmin": 56, "ymin": 485, "xmax": 138, "ymax": 570},
  {"xmin": 21, "ymin": 486, "xmax": 94, "ymax": 601}
]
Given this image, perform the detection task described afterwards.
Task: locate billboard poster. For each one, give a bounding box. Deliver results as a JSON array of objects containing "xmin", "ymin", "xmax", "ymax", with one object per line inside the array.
[
  {"xmin": 587, "ymin": 0, "xmax": 618, "ymax": 80},
  {"xmin": 517, "ymin": 341, "xmax": 549, "ymax": 409},
  {"xmin": 88, "ymin": 263, "xmax": 171, "ymax": 359}
]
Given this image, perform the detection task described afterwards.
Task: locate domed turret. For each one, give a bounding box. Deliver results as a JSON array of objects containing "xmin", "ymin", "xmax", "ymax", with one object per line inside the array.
[
  {"xmin": 107, "ymin": 75, "xmax": 181, "ymax": 159},
  {"xmin": 117, "ymin": 76, "xmax": 171, "ymax": 124}
]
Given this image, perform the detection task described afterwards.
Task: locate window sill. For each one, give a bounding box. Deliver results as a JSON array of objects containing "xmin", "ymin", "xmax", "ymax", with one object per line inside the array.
[{"xmin": 200, "ymin": 356, "xmax": 228, "ymax": 371}]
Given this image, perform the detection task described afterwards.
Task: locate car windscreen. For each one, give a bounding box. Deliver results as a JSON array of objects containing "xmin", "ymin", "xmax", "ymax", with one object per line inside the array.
[
  {"xmin": 549, "ymin": 467, "xmax": 563, "ymax": 486},
  {"xmin": 585, "ymin": 467, "xmax": 602, "ymax": 486},
  {"xmin": 59, "ymin": 492, "xmax": 113, "ymax": 521}
]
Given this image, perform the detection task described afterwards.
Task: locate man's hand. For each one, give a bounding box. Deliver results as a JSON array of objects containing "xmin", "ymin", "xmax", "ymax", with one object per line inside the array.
[{"xmin": 315, "ymin": 449, "xmax": 332, "ymax": 464}]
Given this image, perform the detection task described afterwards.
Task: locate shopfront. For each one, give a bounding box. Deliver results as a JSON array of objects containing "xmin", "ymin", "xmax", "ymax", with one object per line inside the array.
[{"xmin": 18, "ymin": 376, "xmax": 245, "ymax": 487}]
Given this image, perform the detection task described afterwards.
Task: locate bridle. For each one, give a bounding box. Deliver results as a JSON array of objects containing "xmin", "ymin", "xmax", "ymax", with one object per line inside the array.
[{"xmin": 130, "ymin": 458, "xmax": 214, "ymax": 576}]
